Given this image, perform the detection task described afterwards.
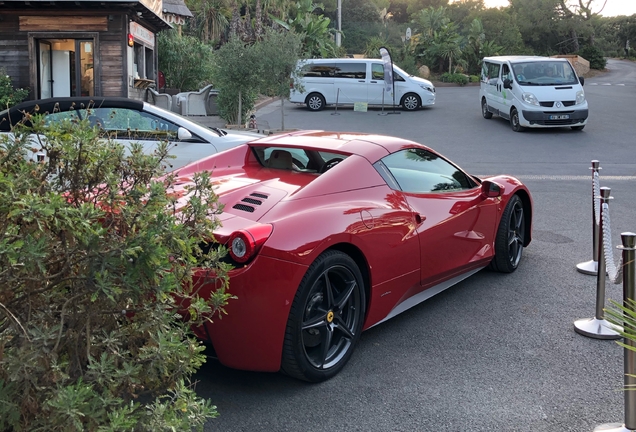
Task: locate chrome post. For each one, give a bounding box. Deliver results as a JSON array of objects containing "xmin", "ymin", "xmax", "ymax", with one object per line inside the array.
[
  {"xmin": 574, "ymin": 187, "xmax": 621, "ymax": 340},
  {"xmin": 593, "ymin": 232, "xmax": 636, "ymax": 432},
  {"xmin": 331, "ymin": 88, "xmax": 341, "ymax": 116},
  {"xmin": 578, "ymin": 160, "xmax": 601, "ymax": 275},
  {"xmin": 379, "ymin": 90, "xmax": 387, "ymax": 116}
]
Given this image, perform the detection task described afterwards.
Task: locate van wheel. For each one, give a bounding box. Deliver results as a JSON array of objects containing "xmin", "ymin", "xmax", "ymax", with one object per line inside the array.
[
  {"xmin": 510, "ymin": 108, "xmax": 525, "ymax": 132},
  {"xmin": 481, "ymin": 98, "xmax": 492, "ymax": 119},
  {"xmin": 401, "ymin": 93, "xmax": 421, "ymax": 111},
  {"xmin": 306, "ymin": 93, "xmax": 325, "ymax": 111},
  {"xmin": 571, "ymin": 125, "xmax": 585, "ymax": 131}
]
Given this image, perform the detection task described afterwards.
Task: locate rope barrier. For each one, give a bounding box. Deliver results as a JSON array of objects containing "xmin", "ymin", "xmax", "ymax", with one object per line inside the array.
[{"xmin": 601, "ymin": 202, "xmax": 624, "ymax": 284}]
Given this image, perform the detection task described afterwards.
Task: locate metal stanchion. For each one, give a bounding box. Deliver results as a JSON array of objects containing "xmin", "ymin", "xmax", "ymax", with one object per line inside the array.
[
  {"xmin": 331, "ymin": 88, "xmax": 341, "ymax": 116},
  {"xmin": 574, "ymin": 187, "xmax": 621, "ymax": 339},
  {"xmin": 379, "ymin": 91, "xmax": 387, "ymax": 116},
  {"xmin": 578, "ymin": 160, "xmax": 602, "ymax": 275},
  {"xmin": 593, "ymin": 232, "xmax": 636, "ymax": 432}
]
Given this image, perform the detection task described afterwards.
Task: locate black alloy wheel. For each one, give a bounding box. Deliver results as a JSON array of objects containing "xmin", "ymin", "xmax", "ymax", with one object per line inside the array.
[
  {"xmin": 281, "ymin": 251, "xmax": 366, "ymax": 382},
  {"xmin": 489, "ymin": 194, "xmax": 525, "ymax": 273}
]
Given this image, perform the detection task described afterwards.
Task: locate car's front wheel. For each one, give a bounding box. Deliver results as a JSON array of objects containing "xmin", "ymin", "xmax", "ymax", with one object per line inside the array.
[
  {"xmin": 306, "ymin": 93, "xmax": 326, "ymax": 111},
  {"xmin": 401, "ymin": 93, "xmax": 421, "ymax": 111},
  {"xmin": 510, "ymin": 108, "xmax": 525, "ymax": 132},
  {"xmin": 489, "ymin": 194, "xmax": 525, "ymax": 273},
  {"xmin": 281, "ymin": 251, "xmax": 366, "ymax": 382},
  {"xmin": 481, "ymin": 98, "xmax": 493, "ymax": 119}
]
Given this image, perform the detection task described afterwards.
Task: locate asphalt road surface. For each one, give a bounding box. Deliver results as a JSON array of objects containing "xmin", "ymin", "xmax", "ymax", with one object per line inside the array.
[{"xmin": 198, "ymin": 59, "xmax": 636, "ymax": 432}]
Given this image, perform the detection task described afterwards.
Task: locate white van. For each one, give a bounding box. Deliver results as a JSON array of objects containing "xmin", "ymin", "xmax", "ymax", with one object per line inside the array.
[
  {"xmin": 289, "ymin": 58, "xmax": 435, "ymax": 111},
  {"xmin": 479, "ymin": 56, "xmax": 588, "ymax": 131}
]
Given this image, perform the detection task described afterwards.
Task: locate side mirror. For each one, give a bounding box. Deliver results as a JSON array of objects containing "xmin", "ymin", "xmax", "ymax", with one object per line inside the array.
[
  {"xmin": 177, "ymin": 127, "xmax": 192, "ymax": 140},
  {"xmin": 579, "ymin": 76, "xmax": 585, "ymax": 86},
  {"xmin": 481, "ymin": 180, "xmax": 502, "ymax": 198},
  {"xmin": 503, "ymin": 78, "xmax": 512, "ymax": 90}
]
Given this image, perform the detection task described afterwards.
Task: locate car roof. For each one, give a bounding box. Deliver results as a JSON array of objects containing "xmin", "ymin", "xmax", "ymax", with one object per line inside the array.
[
  {"xmin": 0, "ymin": 97, "xmax": 144, "ymax": 131},
  {"xmin": 483, "ymin": 55, "xmax": 569, "ymax": 64},
  {"xmin": 250, "ymin": 130, "xmax": 427, "ymax": 163}
]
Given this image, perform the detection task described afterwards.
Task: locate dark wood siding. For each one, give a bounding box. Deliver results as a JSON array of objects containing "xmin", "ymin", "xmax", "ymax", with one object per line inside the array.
[
  {"xmin": 0, "ymin": 15, "xmax": 30, "ymax": 95},
  {"xmin": 100, "ymin": 15, "xmax": 126, "ymax": 97}
]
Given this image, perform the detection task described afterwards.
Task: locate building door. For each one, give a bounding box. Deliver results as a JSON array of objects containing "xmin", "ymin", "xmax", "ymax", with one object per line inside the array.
[{"xmin": 37, "ymin": 39, "xmax": 94, "ymax": 98}]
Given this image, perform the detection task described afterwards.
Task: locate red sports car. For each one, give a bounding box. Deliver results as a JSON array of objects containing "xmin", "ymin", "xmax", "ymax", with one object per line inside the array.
[{"xmin": 173, "ymin": 130, "xmax": 532, "ymax": 382}]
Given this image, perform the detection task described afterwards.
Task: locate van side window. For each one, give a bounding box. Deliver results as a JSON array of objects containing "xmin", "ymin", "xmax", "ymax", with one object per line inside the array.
[
  {"xmin": 487, "ymin": 63, "xmax": 501, "ymax": 80},
  {"xmin": 334, "ymin": 63, "xmax": 366, "ymax": 79},
  {"xmin": 302, "ymin": 63, "xmax": 336, "ymax": 78},
  {"xmin": 372, "ymin": 63, "xmax": 384, "ymax": 80},
  {"xmin": 502, "ymin": 64, "xmax": 512, "ymax": 81}
]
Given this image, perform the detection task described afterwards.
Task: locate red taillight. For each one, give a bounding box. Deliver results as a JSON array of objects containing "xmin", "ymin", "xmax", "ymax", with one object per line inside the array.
[{"xmin": 228, "ymin": 224, "xmax": 273, "ymax": 263}]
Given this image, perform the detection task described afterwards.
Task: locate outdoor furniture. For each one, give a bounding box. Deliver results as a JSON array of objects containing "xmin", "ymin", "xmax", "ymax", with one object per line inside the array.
[
  {"xmin": 173, "ymin": 84, "xmax": 215, "ymax": 116},
  {"xmin": 146, "ymin": 87, "xmax": 172, "ymax": 111}
]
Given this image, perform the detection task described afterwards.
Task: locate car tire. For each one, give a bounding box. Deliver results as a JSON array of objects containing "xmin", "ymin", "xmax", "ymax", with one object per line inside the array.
[
  {"xmin": 281, "ymin": 250, "xmax": 366, "ymax": 382},
  {"xmin": 306, "ymin": 93, "xmax": 326, "ymax": 111},
  {"xmin": 510, "ymin": 108, "xmax": 525, "ymax": 132},
  {"xmin": 401, "ymin": 93, "xmax": 421, "ymax": 111},
  {"xmin": 571, "ymin": 125, "xmax": 585, "ymax": 131},
  {"xmin": 489, "ymin": 194, "xmax": 525, "ymax": 273},
  {"xmin": 481, "ymin": 98, "xmax": 493, "ymax": 119}
]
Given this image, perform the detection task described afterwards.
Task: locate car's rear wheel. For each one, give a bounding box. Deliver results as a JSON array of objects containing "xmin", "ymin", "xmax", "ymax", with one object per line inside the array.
[
  {"xmin": 510, "ymin": 108, "xmax": 525, "ymax": 132},
  {"xmin": 489, "ymin": 194, "xmax": 525, "ymax": 273},
  {"xmin": 281, "ymin": 250, "xmax": 366, "ymax": 382},
  {"xmin": 401, "ymin": 93, "xmax": 421, "ymax": 111},
  {"xmin": 481, "ymin": 98, "xmax": 493, "ymax": 119},
  {"xmin": 306, "ymin": 93, "xmax": 326, "ymax": 111}
]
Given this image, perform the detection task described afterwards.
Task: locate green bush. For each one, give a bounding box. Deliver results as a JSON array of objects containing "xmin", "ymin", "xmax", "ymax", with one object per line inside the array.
[
  {"xmin": 0, "ymin": 69, "xmax": 29, "ymax": 110},
  {"xmin": 440, "ymin": 72, "xmax": 469, "ymax": 86},
  {"xmin": 470, "ymin": 75, "xmax": 480, "ymax": 83},
  {"xmin": 577, "ymin": 45, "xmax": 607, "ymax": 70},
  {"xmin": 0, "ymin": 110, "xmax": 232, "ymax": 430},
  {"xmin": 157, "ymin": 30, "xmax": 214, "ymax": 91}
]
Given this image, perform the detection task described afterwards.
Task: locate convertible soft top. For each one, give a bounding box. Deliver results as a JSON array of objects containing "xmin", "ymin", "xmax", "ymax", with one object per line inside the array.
[{"xmin": 0, "ymin": 97, "xmax": 145, "ymax": 131}]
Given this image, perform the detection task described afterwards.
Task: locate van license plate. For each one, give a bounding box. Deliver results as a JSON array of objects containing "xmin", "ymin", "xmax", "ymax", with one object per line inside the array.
[{"xmin": 549, "ymin": 114, "xmax": 570, "ymax": 120}]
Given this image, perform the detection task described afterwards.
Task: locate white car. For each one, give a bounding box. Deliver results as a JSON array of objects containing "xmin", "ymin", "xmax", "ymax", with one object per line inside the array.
[{"xmin": 0, "ymin": 97, "xmax": 262, "ymax": 171}]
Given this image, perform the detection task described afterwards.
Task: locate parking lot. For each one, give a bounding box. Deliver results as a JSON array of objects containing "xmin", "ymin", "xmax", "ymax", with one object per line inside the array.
[{"xmin": 198, "ymin": 59, "xmax": 636, "ymax": 432}]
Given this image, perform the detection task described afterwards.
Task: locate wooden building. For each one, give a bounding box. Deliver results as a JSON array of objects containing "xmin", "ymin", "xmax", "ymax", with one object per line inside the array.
[{"xmin": 0, "ymin": 0, "xmax": 179, "ymax": 101}]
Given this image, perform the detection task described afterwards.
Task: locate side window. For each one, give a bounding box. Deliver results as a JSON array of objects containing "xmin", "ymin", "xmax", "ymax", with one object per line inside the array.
[
  {"xmin": 393, "ymin": 69, "xmax": 406, "ymax": 82},
  {"xmin": 488, "ymin": 63, "xmax": 501, "ymax": 80},
  {"xmin": 88, "ymin": 107, "xmax": 180, "ymax": 140},
  {"xmin": 502, "ymin": 64, "xmax": 512, "ymax": 81},
  {"xmin": 43, "ymin": 110, "xmax": 81, "ymax": 125},
  {"xmin": 334, "ymin": 63, "xmax": 367, "ymax": 79},
  {"xmin": 371, "ymin": 63, "xmax": 384, "ymax": 80},
  {"xmin": 302, "ymin": 63, "xmax": 336, "ymax": 77},
  {"xmin": 379, "ymin": 148, "xmax": 476, "ymax": 193}
]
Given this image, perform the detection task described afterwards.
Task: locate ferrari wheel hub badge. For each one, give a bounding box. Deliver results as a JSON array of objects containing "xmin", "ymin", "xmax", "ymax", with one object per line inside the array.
[{"xmin": 326, "ymin": 311, "xmax": 334, "ymax": 323}]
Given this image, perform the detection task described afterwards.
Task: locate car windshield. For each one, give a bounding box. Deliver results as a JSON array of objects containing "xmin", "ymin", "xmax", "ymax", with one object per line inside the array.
[{"xmin": 511, "ymin": 61, "xmax": 579, "ymax": 86}]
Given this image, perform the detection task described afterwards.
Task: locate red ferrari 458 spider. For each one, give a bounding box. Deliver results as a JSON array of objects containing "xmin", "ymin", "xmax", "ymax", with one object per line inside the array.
[{"xmin": 173, "ymin": 130, "xmax": 533, "ymax": 382}]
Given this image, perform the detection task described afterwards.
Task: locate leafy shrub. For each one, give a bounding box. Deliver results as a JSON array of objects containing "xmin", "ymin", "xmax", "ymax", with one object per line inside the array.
[
  {"xmin": 0, "ymin": 109, "xmax": 232, "ymax": 430},
  {"xmin": 157, "ymin": 30, "xmax": 214, "ymax": 91},
  {"xmin": 470, "ymin": 75, "xmax": 480, "ymax": 83},
  {"xmin": 577, "ymin": 45, "xmax": 607, "ymax": 70},
  {"xmin": 0, "ymin": 68, "xmax": 29, "ymax": 110},
  {"xmin": 440, "ymin": 72, "xmax": 469, "ymax": 86}
]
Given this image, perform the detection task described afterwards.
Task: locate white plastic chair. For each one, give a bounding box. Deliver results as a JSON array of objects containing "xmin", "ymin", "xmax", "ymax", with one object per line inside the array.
[{"xmin": 174, "ymin": 84, "xmax": 215, "ymax": 116}]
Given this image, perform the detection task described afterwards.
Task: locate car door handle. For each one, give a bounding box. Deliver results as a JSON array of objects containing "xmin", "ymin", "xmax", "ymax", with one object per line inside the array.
[
  {"xmin": 358, "ymin": 80, "xmax": 365, "ymax": 83},
  {"xmin": 370, "ymin": 80, "xmax": 378, "ymax": 83}
]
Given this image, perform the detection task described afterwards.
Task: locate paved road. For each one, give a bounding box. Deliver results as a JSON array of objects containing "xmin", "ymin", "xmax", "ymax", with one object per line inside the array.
[{"xmin": 199, "ymin": 59, "xmax": 636, "ymax": 432}]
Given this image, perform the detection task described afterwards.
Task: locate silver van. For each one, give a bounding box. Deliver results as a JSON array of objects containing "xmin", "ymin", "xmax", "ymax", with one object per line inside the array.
[
  {"xmin": 480, "ymin": 55, "xmax": 588, "ymax": 131},
  {"xmin": 289, "ymin": 58, "xmax": 435, "ymax": 111}
]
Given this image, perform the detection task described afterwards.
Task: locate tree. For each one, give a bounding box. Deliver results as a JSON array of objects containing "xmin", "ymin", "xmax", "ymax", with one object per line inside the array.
[
  {"xmin": 211, "ymin": 35, "xmax": 262, "ymax": 125},
  {"xmin": 274, "ymin": 0, "xmax": 338, "ymax": 57},
  {"xmin": 0, "ymin": 109, "xmax": 232, "ymax": 430},
  {"xmin": 257, "ymin": 29, "xmax": 303, "ymax": 130},
  {"xmin": 157, "ymin": 30, "xmax": 214, "ymax": 91},
  {"xmin": 185, "ymin": 0, "xmax": 231, "ymax": 44}
]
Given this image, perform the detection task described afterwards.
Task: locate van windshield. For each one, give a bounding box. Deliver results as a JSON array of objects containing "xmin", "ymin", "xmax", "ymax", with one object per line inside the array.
[{"xmin": 511, "ymin": 61, "xmax": 579, "ymax": 86}]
